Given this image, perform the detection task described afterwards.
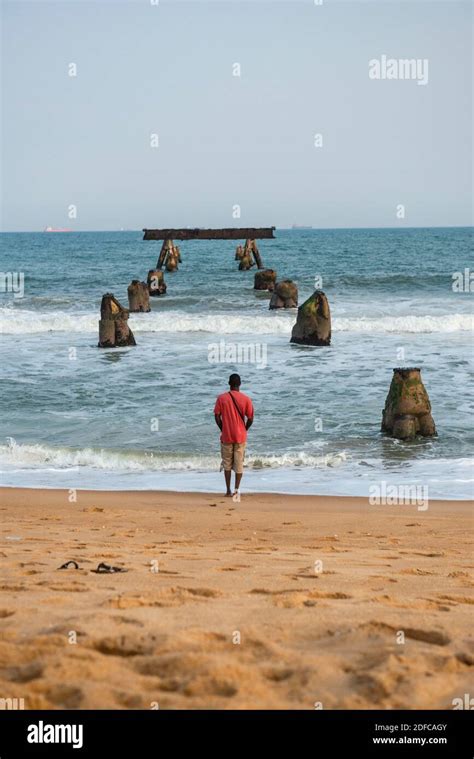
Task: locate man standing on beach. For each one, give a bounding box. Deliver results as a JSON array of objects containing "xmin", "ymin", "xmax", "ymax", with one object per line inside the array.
[{"xmin": 214, "ymin": 373, "xmax": 254, "ymax": 498}]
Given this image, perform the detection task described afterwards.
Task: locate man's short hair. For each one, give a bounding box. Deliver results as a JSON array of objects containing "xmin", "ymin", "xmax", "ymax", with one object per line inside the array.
[{"xmin": 229, "ymin": 373, "xmax": 241, "ymax": 388}]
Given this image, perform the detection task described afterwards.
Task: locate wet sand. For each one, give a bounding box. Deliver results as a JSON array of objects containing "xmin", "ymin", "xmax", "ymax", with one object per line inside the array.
[{"xmin": 0, "ymin": 488, "xmax": 472, "ymax": 709}]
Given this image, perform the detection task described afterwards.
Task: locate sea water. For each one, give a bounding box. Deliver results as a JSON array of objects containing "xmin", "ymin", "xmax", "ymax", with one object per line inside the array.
[{"xmin": 0, "ymin": 228, "xmax": 472, "ymax": 499}]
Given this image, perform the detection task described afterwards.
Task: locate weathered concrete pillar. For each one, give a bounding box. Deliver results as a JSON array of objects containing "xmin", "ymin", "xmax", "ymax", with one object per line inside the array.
[
  {"xmin": 244, "ymin": 239, "xmax": 263, "ymax": 269},
  {"xmin": 175, "ymin": 245, "xmax": 182, "ymax": 263},
  {"xmin": 157, "ymin": 239, "xmax": 180, "ymax": 271},
  {"xmin": 381, "ymin": 368, "xmax": 436, "ymax": 439},
  {"xmin": 235, "ymin": 244, "xmax": 244, "ymax": 261},
  {"xmin": 238, "ymin": 253, "xmax": 253, "ymax": 271},
  {"xmin": 269, "ymin": 280, "xmax": 298, "ymax": 309},
  {"xmin": 254, "ymin": 269, "xmax": 277, "ymax": 291},
  {"xmin": 157, "ymin": 238, "xmax": 173, "ymax": 269},
  {"xmin": 128, "ymin": 280, "xmax": 150, "ymax": 312},
  {"xmin": 98, "ymin": 293, "xmax": 136, "ymax": 348},
  {"xmin": 147, "ymin": 269, "xmax": 167, "ymax": 296},
  {"xmin": 251, "ymin": 240, "xmax": 264, "ymax": 269},
  {"xmin": 115, "ymin": 318, "xmax": 134, "ymax": 346},
  {"xmin": 290, "ymin": 290, "xmax": 331, "ymax": 345},
  {"xmin": 165, "ymin": 249, "xmax": 179, "ymax": 272},
  {"xmin": 98, "ymin": 319, "xmax": 115, "ymax": 347}
]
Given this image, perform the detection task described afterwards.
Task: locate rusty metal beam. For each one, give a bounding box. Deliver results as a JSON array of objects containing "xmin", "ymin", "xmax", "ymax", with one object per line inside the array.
[{"xmin": 143, "ymin": 227, "xmax": 276, "ymax": 241}]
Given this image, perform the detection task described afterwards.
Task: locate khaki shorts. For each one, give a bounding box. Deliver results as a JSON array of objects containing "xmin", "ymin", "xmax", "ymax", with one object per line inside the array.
[{"xmin": 221, "ymin": 442, "xmax": 246, "ymax": 474}]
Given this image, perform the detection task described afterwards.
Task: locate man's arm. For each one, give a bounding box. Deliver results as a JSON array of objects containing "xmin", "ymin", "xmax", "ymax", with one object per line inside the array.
[
  {"xmin": 245, "ymin": 398, "xmax": 254, "ymax": 431},
  {"xmin": 215, "ymin": 413, "xmax": 223, "ymax": 431}
]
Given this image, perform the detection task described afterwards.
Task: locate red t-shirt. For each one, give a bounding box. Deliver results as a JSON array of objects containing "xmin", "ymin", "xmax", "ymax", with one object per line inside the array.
[{"xmin": 214, "ymin": 390, "xmax": 254, "ymax": 444}]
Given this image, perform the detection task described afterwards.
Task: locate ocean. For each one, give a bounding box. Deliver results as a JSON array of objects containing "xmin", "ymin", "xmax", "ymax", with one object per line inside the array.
[{"xmin": 0, "ymin": 227, "xmax": 472, "ymax": 499}]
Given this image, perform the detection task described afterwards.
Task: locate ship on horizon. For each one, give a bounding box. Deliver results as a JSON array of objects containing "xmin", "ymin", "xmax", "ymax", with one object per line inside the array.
[
  {"xmin": 44, "ymin": 226, "xmax": 72, "ymax": 233},
  {"xmin": 291, "ymin": 224, "xmax": 313, "ymax": 230}
]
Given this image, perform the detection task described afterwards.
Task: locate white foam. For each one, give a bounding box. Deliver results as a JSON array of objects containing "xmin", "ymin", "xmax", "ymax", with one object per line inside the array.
[
  {"xmin": 0, "ymin": 307, "xmax": 472, "ymax": 335},
  {"xmin": 1, "ymin": 439, "xmax": 472, "ymax": 499},
  {"xmin": 0, "ymin": 438, "xmax": 348, "ymax": 473},
  {"xmin": 334, "ymin": 313, "xmax": 474, "ymax": 334}
]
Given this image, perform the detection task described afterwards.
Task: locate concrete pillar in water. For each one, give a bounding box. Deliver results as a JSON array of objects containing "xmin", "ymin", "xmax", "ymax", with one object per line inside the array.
[
  {"xmin": 381, "ymin": 368, "xmax": 436, "ymax": 439},
  {"xmin": 156, "ymin": 238, "xmax": 181, "ymax": 271},
  {"xmin": 128, "ymin": 280, "xmax": 150, "ymax": 312},
  {"xmin": 98, "ymin": 293, "xmax": 136, "ymax": 348},
  {"xmin": 157, "ymin": 239, "xmax": 172, "ymax": 269},
  {"xmin": 244, "ymin": 238, "xmax": 263, "ymax": 269},
  {"xmin": 269, "ymin": 280, "xmax": 298, "ymax": 309},
  {"xmin": 147, "ymin": 269, "xmax": 167, "ymax": 296},
  {"xmin": 235, "ymin": 244, "xmax": 244, "ymax": 261},
  {"xmin": 165, "ymin": 249, "xmax": 179, "ymax": 271},
  {"xmin": 238, "ymin": 252, "xmax": 253, "ymax": 270},
  {"xmin": 254, "ymin": 269, "xmax": 277, "ymax": 291},
  {"xmin": 290, "ymin": 290, "xmax": 331, "ymax": 345}
]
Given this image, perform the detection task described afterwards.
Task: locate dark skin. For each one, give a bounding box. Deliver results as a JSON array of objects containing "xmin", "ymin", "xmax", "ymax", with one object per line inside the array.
[{"xmin": 215, "ymin": 382, "xmax": 253, "ymax": 496}]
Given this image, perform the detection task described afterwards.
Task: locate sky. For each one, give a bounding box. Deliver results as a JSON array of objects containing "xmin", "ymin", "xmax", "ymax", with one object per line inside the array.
[{"xmin": 1, "ymin": 0, "xmax": 472, "ymax": 231}]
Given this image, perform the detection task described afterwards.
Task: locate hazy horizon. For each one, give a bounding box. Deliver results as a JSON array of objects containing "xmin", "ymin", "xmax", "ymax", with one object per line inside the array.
[
  {"xmin": 1, "ymin": 224, "xmax": 473, "ymax": 234},
  {"xmin": 2, "ymin": 0, "xmax": 472, "ymax": 232}
]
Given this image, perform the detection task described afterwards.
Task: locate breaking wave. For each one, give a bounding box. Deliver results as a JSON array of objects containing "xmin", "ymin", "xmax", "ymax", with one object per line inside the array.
[
  {"xmin": 0, "ymin": 308, "xmax": 472, "ymax": 335},
  {"xmin": 0, "ymin": 438, "xmax": 347, "ymax": 473}
]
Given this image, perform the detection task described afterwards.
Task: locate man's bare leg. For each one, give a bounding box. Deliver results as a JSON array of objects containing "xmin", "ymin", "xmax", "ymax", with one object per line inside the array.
[
  {"xmin": 224, "ymin": 470, "xmax": 232, "ymax": 496},
  {"xmin": 234, "ymin": 473, "xmax": 243, "ymax": 493}
]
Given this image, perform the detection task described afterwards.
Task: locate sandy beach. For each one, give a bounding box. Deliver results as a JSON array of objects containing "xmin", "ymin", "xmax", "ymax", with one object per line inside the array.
[{"xmin": 0, "ymin": 487, "xmax": 472, "ymax": 710}]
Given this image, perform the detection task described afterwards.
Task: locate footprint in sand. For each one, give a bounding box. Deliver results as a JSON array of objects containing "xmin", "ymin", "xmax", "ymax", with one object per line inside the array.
[
  {"xmin": 133, "ymin": 631, "xmax": 278, "ymax": 692},
  {"xmin": 40, "ymin": 684, "xmax": 83, "ymax": 709},
  {"xmin": 114, "ymin": 691, "xmax": 144, "ymax": 708},
  {"xmin": 111, "ymin": 616, "xmax": 144, "ymax": 627},
  {"xmin": 290, "ymin": 572, "xmax": 321, "ymax": 581},
  {"xmin": 263, "ymin": 667, "xmax": 294, "ymax": 683},
  {"xmin": 401, "ymin": 551, "xmax": 446, "ymax": 558},
  {"xmin": 92, "ymin": 633, "xmax": 161, "ymax": 657},
  {"xmin": 150, "ymin": 569, "xmax": 180, "ymax": 576},
  {"xmin": 1, "ymin": 661, "xmax": 44, "ymax": 683},
  {"xmin": 359, "ymin": 621, "xmax": 451, "ymax": 647},
  {"xmin": 105, "ymin": 586, "xmax": 222, "ymax": 610},
  {"xmin": 456, "ymin": 651, "xmax": 474, "ymax": 665},
  {"xmin": 287, "ymin": 568, "xmax": 337, "ymax": 579},
  {"xmin": 19, "ymin": 561, "xmax": 48, "ymax": 567},
  {"xmin": 403, "ymin": 627, "xmax": 451, "ymax": 646},
  {"xmin": 40, "ymin": 623, "xmax": 86, "ymax": 637},
  {"xmin": 250, "ymin": 588, "xmax": 352, "ymax": 608},
  {"xmin": 436, "ymin": 594, "xmax": 474, "ymax": 605},
  {"xmin": 37, "ymin": 581, "xmax": 88, "ymax": 592},
  {"xmin": 399, "ymin": 568, "xmax": 436, "ymax": 576},
  {"xmin": 0, "ymin": 609, "xmax": 15, "ymax": 618}
]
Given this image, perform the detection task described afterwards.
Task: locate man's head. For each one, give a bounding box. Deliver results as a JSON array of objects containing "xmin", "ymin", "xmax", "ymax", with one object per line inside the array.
[{"xmin": 229, "ymin": 373, "xmax": 241, "ymax": 390}]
